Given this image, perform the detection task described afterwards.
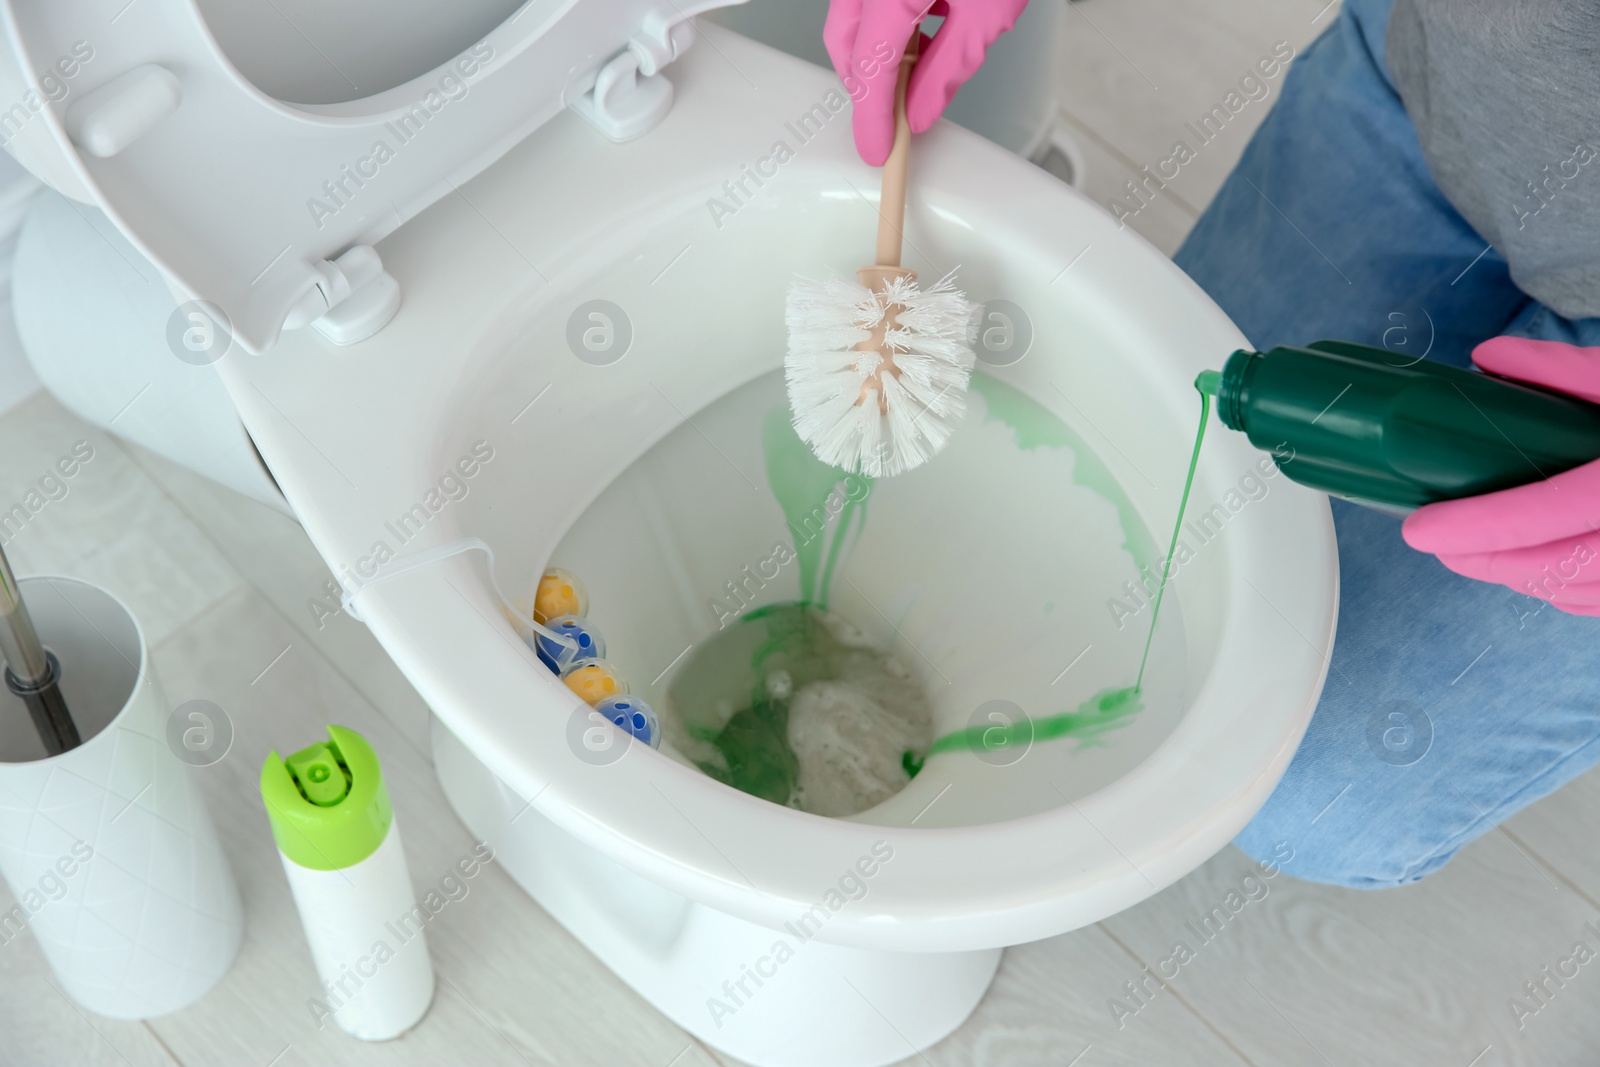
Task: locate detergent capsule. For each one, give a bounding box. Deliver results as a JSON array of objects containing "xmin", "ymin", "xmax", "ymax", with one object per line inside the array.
[
  {"xmin": 561, "ymin": 659, "xmax": 630, "ymax": 705},
  {"xmin": 533, "ymin": 567, "xmax": 588, "ymax": 624},
  {"xmin": 594, "ymin": 696, "xmax": 660, "ymax": 749},
  {"xmin": 535, "ymin": 614, "xmax": 605, "ymax": 673}
]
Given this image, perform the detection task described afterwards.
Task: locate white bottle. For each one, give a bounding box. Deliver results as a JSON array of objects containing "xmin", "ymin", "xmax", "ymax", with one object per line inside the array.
[{"xmin": 260, "ymin": 724, "xmax": 435, "ymax": 1040}]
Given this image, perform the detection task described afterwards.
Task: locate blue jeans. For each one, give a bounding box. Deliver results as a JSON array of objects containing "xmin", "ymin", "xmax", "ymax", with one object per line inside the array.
[{"xmin": 1177, "ymin": 0, "xmax": 1600, "ymax": 888}]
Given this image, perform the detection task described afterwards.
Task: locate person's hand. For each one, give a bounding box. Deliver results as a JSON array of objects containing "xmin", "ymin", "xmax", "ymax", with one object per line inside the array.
[
  {"xmin": 824, "ymin": 0, "xmax": 1029, "ymax": 166},
  {"xmin": 1403, "ymin": 337, "xmax": 1600, "ymax": 614}
]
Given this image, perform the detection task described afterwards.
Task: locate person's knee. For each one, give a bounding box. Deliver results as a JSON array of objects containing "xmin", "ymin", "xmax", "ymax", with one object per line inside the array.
[{"xmin": 1235, "ymin": 796, "xmax": 1457, "ymax": 890}]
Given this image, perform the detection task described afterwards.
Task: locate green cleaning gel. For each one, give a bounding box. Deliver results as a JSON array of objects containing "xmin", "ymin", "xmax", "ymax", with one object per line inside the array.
[{"xmin": 1198, "ymin": 339, "xmax": 1600, "ymax": 510}]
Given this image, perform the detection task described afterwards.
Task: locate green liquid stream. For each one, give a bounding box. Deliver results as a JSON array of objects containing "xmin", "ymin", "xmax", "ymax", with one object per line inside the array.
[{"xmin": 1136, "ymin": 386, "xmax": 1209, "ymax": 690}]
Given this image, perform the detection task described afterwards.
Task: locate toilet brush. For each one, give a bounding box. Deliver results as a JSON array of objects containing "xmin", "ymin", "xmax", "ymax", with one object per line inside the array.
[
  {"xmin": 0, "ymin": 541, "xmax": 78, "ymax": 755},
  {"xmin": 785, "ymin": 31, "xmax": 979, "ymax": 479}
]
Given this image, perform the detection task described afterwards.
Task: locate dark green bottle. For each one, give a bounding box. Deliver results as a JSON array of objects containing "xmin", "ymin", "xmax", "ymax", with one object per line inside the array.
[{"xmin": 1198, "ymin": 339, "xmax": 1600, "ymax": 511}]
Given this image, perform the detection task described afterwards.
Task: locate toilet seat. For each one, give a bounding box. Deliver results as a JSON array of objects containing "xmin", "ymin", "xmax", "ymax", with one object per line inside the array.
[{"xmin": 0, "ymin": 0, "xmax": 735, "ymax": 352}]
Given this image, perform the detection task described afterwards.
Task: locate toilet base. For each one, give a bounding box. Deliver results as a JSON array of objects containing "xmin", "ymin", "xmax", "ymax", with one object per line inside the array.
[{"xmin": 431, "ymin": 718, "xmax": 1001, "ymax": 1067}]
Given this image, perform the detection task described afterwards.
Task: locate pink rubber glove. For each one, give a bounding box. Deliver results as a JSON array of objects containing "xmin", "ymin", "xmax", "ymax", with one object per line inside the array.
[
  {"xmin": 1403, "ymin": 336, "xmax": 1600, "ymax": 615},
  {"xmin": 824, "ymin": 0, "xmax": 1029, "ymax": 165}
]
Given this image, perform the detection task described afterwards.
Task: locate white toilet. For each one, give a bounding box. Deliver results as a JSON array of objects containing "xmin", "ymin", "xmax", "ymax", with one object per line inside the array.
[{"xmin": 0, "ymin": 2, "xmax": 1338, "ymax": 1064}]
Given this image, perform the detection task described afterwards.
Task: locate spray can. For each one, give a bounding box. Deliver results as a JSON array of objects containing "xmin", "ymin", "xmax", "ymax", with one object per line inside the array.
[
  {"xmin": 260, "ymin": 725, "xmax": 434, "ymax": 1040},
  {"xmin": 1199, "ymin": 339, "xmax": 1600, "ymax": 510}
]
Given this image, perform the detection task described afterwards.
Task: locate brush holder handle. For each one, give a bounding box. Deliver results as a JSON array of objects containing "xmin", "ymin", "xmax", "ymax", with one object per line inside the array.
[{"xmin": 0, "ymin": 577, "xmax": 241, "ymax": 1019}]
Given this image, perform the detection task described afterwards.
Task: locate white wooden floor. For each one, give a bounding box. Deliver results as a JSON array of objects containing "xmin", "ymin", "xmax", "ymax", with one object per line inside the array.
[{"xmin": 7, "ymin": 1, "xmax": 1600, "ymax": 1064}]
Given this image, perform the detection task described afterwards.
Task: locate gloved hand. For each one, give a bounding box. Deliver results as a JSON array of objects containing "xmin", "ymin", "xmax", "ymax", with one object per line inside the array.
[
  {"xmin": 1403, "ymin": 336, "xmax": 1600, "ymax": 615},
  {"xmin": 824, "ymin": 0, "xmax": 1029, "ymax": 166}
]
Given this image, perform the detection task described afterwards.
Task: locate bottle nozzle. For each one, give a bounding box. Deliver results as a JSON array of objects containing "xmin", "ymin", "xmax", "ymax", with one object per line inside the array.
[
  {"xmin": 285, "ymin": 742, "xmax": 351, "ymax": 807},
  {"xmin": 1195, "ymin": 369, "xmax": 1222, "ymax": 397}
]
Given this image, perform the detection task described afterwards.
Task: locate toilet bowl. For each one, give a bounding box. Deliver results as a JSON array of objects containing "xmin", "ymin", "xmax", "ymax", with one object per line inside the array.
[
  {"xmin": 222, "ymin": 30, "xmax": 1335, "ymax": 1066},
  {"xmin": 0, "ymin": 6, "xmax": 1337, "ymax": 1064}
]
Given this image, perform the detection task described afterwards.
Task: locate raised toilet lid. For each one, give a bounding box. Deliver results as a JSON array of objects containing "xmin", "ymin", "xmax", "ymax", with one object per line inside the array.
[{"xmin": 0, "ymin": 0, "xmax": 737, "ymax": 352}]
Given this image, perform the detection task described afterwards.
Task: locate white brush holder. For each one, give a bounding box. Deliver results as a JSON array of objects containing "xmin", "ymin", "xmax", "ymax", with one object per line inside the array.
[{"xmin": 0, "ymin": 576, "xmax": 241, "ymax": 1018}]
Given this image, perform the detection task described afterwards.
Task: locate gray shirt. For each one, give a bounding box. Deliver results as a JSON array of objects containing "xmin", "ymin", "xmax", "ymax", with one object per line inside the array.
[{"xmin": 1387, "ymin": 0, "xmax": 1600, "ymax": 320}]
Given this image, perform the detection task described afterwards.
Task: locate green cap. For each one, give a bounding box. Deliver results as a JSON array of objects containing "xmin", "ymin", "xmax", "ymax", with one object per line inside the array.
[{"xmin": 260, "ymin": 724, "xmax": 392, "ymax": 870}]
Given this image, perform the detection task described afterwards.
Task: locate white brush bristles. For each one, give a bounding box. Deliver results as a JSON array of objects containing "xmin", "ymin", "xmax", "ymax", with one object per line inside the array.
[{"xmin": 785, "ymin": 270, "xmax": 980, "ymax": 478}]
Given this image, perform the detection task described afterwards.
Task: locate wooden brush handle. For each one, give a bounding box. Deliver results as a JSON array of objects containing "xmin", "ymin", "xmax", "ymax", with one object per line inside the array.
[{"xmin": 875, "ymin": 31, "xmax": 920, "ymax": 269}]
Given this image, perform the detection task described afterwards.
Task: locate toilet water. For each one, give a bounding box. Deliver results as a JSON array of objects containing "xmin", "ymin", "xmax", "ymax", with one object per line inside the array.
[{"xmin": 668, "ymin": 602, "xmax": 933, "ymax": 818}]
